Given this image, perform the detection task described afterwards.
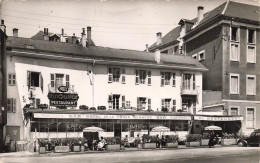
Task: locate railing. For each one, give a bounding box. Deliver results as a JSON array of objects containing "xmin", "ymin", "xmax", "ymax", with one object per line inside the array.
[
  {"xmin": 48, "ymin": 84, "xmax": 76, "ymax": 93},
  {"xmin": 181, "ymin": 85, "xmax": 199, "ymax": 95}
]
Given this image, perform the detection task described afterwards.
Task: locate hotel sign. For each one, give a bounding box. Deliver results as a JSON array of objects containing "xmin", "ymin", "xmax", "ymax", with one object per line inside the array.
[
  {"xmin": 34, "ymin": 113, "xmax": 192, "ymax": 120},
  {"xmin": 47, "ymin": 93, "xmax": 79, "ymax": 107},
  {"xmin": 194, "ymin": 116, "xmax": 243, "ymax": 121}
]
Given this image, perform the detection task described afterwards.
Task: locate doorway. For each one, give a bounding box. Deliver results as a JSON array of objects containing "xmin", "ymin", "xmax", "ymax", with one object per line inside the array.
[{"xmin": 114, "ymin": 123, "xmax": 121, "ymax": 137}]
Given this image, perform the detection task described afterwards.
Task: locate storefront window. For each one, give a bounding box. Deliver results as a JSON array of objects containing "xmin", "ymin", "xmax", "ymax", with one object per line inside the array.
[{"xmin": 31, "ymin": 122, "xmax": 40, "ymax": 132}]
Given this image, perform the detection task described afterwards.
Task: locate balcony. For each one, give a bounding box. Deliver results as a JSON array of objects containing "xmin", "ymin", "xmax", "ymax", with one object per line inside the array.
[
  {"xmin": 48, "ymin": 84, "xmax": 76, "ymax": 93},
  {"xmin": 181, "ymin": 85, "xmax": 199, "ymax": 96}
]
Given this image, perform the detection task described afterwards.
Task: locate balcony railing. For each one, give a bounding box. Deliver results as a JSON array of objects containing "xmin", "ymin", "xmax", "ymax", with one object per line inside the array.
[
  {"xmin": 181, "ymin": 85, "xmax": 199, "ymax": 95},
  {"xmin": 48, "ymin": 84, "xmax": 76, "ymax": 93}
]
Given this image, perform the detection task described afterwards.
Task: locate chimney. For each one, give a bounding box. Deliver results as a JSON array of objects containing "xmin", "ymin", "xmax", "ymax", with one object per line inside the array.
[
  {"xmin": 146, "ymin": 44, "xmax": 149, "ymax": 52},
  {"xmin": 43, "ymin": 28, "xmax": 49, "ymax": 41},
  {"xmin": 13, "ymin": 28, "xmax": 18, "ymax": 37},
  {"xmin": 156, "ymin": 32, "xmax": 162, "ymax": 46},
  {"xmin": 72, "ymin": 33, "xmax": 77, "ymax": 44},
  {"xmin": 60, "ymin": 28, "xmax": 64, "ymax": 42},
  {"xmin": 155, "ymin": 49, "xmax": 161, "ymax": 63},
  {"xmin": 197, "ymin": 6, "xmax": 204, "ymax": 23},
  {"xmin": 0, "ymin": 20, "xmax": 6, "ymax": 33},
  {"xmin": 61, "ymin": 28, "xmax": 64, "ymax": 36},
  {"xmin": 87, "ymin": 26, "xmax": 92, "ymax": 46},
  {"xmin": 81, "ymin": 28, "xmax": 86, "ymax": 47}
]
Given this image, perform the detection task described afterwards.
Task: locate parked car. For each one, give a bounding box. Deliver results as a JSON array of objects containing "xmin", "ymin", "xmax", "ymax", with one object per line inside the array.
[{"xmin": 237, "ymin": 129, "xmax": 260, "ymax": 147}]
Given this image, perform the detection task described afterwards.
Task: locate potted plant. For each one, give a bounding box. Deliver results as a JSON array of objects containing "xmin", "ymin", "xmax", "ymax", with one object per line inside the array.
[
  {"xmin": 79, "ymin": 105, "xmax": 88, "ymax": 110},
  {"xmin": 142, "ymin": 135, "xmax": 157, "ymax": 149},
  {"xmin": 105, "ymin": 137, "xmax": 121, "ymax": 150},
  {"xmin": 221, "ymin": 133, "xmax": 238, "ymax": 145},
  {"xmin": 71, "ymin": 138, "xmax": 81, "ymax": 152},
  {"xmin": 186, "ymin": 134, "xmax": 202, "ymax": 147},
  {"xmin": 165, "ymin": 135, "xmax": 179, "ymax": 148},
  {"xmin": 54, "ymin": 138, "xmax": 70, "ymax": 153},
  {"xmin": 97, "ymin": 106, "xmax": 106, "ymax": 110},
  {"xmin": 38, "ymin": 139, "xmax": 47, "ymax": 154},
  {"xmin": 200, "ymin": 132, "xmax": 210, "ymax": 146}
]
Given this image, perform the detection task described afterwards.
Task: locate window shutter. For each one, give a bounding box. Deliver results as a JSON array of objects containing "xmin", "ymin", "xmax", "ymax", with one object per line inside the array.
[
  {"xmin": 192, "ymin": 74, "xmax": 195, "ymax": 90},
  {"xmin": 108, "ymin": 67, "xmax": 113, "ymax": 83},
  {"xmin": 108, "ymin": 94, "xmax": 113, "ymax": 102},
  {"xmin": 27, "ymin": 71, "xmax": 31, "ymax": 90},
  {"xmin": 50, "ymin": 74, "xmax": 55, "ymax": 88},
  {"xmin": 237, "ymin": 28, "xmax": 240, "ymax": 41},
  {"xmin": 8, "ymin": 74, "xmax": 11, "ymax": 85},
  {"xmin": 137, "ymin": 97, "xmax": 140, "ymax": 108},
  {"xmin": 66, "ymin": 75, "xmax": 70, "ymax": 88},
  {"xmin": 7, "ymin": 99, "xmax": 12, "ymax": 112},
  {"xmin": 161, "ymin": 72, "xmax": 165, "ymax": 86},
  {"xmin": 161, "ymin": 99, "xmax": 165, "ymax": 109},
  {"xmin": 40, "ymin": 73, "xmax": 43, "ymax": 92},
  {"xmin": 122, "ymin": 95, "xmax": 125, "ymax": 108},
  {"xmin": 148, "ymin": 98, "xmax": 151, "ymax": 110},
  {"xmin": 12, "ymin": 74, "xmax": 16, "ymax": 85},
  {"xmin": 12, "ymin": 99, "xmax": 16, "ymax": 113},
  {"xmin": 135, "ymin": 70, "xmax": 139, "ymax": 85},
  {"xmin": 172, "ymin": 73, "xmax": 175, "ymax": 86},
  {"xmin": 148, "ymin": 71, "xmax": 151, "ymax": 86},
  {"xmin": 121, "ymin": 68, "xmax": 126, "ymax": 84},
  {"xmin": 172, "ymin": 100, "xmax": 176, "ymax": 112}
]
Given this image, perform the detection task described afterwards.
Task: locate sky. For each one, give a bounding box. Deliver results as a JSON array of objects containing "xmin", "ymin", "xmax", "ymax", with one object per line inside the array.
[{"xmin": 1, "ymin": 0, "xmax": 259, "ymax": 51}]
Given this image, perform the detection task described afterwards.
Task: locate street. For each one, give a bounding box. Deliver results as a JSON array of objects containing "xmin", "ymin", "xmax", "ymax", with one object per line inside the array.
[{"xmin": 0, "ymin": 146, "xmax": 259, "ymax": 163}]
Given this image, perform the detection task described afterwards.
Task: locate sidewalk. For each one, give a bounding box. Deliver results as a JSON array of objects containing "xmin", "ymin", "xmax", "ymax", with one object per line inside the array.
[{"xmin": 0, "ymin": 144, "xmax": 236, "ymax": 158}]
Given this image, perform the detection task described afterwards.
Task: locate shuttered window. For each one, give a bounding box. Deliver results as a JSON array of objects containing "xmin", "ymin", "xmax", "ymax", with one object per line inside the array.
[
  {"xmin": 172, "ymin": 73, "xmax": 175, "ymax": 87},
  {"xmin": 121, "ymin": 68, "xmax": 126, "ymax": 84},
  {"xmin": 172, "ymin": 100, "xmax": 176, "ymax": 112},
  {"xmin": 230, "ymin": 43, "xmax": 239, "ymax": 61},
  {"xmin": 247, "ymin": 46, "xmax": 256, "ymax": 63},
  {"xmin": 148, "ymin": 98, "xmax": 151, "ymax": 110},
  {"xmin": 135, "ymin": 70, "xmax": 139, "ymax": 85},
  {"xmin": 147, "ymin": 71, "xmax": 151, "ymax": 86},
  {"xmin": 7, "ymin": 98, "xmax": 16, "ymax": 113},
  {"xmin": 230, "ymin": 74, "xmax": 239, "ymax": 94},
  {"xmin": 108, "ymin": 67, "xmax": 113, "ymax": 83},
  {"xmin": 247, "ymin": 75, "xmax": 256, "ymax": 95},
  {"xmin": 247, "ymin": 108, "xmax": 255, "ymax": 128},
  {"xmin": 160, "ymin": 72, "xmax": 165, "ymax": 86},
  {"xmin": 8, "ymin": 74, "xmax": 16, "ymax": 86},
  {"xmin": 66, "ymin": 75, "xmax": 70, "ymax": 88},
  {"xmin": 122, "ymin": 95, "xmax": 125, "ymax": 108}
]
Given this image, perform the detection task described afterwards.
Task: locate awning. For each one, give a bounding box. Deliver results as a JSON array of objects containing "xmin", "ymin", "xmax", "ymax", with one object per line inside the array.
[
  {"xmin": 33, "ymin": 113, "xmax": 191, "ymax": 120},
  {"xmin": 194, "ymin": 115, "xmax": 243, "ymax": 121}
]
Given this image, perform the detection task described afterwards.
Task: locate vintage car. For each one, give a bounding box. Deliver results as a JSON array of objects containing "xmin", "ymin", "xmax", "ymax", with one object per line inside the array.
[{"xmin": 237, "ymin": 129, "xmax": 260, "ymax": 147}]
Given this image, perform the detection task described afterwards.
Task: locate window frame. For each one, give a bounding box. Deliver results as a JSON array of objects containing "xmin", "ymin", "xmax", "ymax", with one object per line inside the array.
[
  {"xmin": 230, "ymin": 42, "xmax": 240, "ymax": 62},
  {"xmin": 246, "ymin": 75, "xmax": 256, "ymax": 96},
  {"xmin": 246, "ymin": 107, "xmax": 256, "ymax": 129},
  {"xmin": 198, "ymin": 50, "xmax": 205, "ymax": 61},
  {"xmin": 229, "ymin": 73, "xmax": 240, "ymax": 95},
  {"xmin": 247, "ymin": 28, "xmax": 256, "ymax": 45},
  {"xmin": 192, "ymin": 54, "xmax": 197, "ymax": 60},
  {"xmin": 8, "ymin": 73, "xmax": 16, "ymax": 86},
  {"xmin": 230, "ymin": 26, "xmax": 240, "ymax": 42},
  {"xmin": 7, "ymin": 98, "xmax": 16, "ymax": 113},
  {"xmin": 229, "ymin": 106, "xmax": 239, "ymax": 116}
]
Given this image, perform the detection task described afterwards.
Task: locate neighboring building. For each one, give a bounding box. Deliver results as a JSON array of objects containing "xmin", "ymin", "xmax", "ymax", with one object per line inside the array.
[
  {"xmin": 148, "ymin": 1, "xmax": 259, "ymax": 135},
  {"xmin": 5, "ymin": 27, "xmax": 207, "ymax": 143},
  {"xmin": 0, "ymin": 20, "xmax": 7, "ymax": 152}
]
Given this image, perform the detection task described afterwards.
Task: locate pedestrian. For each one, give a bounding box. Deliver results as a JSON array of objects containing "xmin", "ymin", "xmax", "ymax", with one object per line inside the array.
[
  {"xmin": 161, "ymin": 135, "xmax": 166, "ymax": 148},
  {"xmin": 208, "ymin": 131, "xmax": 215, "ymax": 148},
  {"xmin": 156, "ymin": 134, "xmax": 160, "ymax": 148}
]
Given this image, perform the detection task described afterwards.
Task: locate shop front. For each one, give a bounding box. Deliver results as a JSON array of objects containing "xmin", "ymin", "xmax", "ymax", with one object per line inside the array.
[{"xmin": 28, "ymin": 110, "xmax": 192, "ymax": 141}]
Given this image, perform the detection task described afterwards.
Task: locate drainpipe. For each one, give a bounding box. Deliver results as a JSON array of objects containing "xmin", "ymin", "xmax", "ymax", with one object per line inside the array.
[{"xmin": 92, "ymin": 60, "xmax": 95, "ymax": 108}]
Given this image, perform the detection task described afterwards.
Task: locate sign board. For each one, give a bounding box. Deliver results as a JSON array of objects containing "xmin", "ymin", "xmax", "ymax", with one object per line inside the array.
[
  {"xmin": 48, "ymin": 93, "xmax": 79, "ymax": 107},
  {"xmin": 34, "ymin": 113, "xmax": 192, "ymax": 120},
  {"xmin": 58, "ymin": 86, "xmax": 69, "ymax": 93},
  {"xmin": 194, "ymin": 115, "xmax": 243, "ymax": 121}
]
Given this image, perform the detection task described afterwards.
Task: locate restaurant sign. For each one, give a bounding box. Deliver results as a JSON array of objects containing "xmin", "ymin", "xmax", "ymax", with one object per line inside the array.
[
  {"xmin": 34, "ymin": 113, "xmax": 192, "ymax": 120},
  {"xmin": 47, "ymin": 93, "xmax": 79, "ymax": 107},
  {"xmin": 194, "ymin": 116, "xmax": 243, "ymax": 121}
]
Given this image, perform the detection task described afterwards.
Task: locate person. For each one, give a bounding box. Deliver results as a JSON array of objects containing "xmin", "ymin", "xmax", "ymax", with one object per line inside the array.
[
  {"xmin": 123, "ymin": 135, "xmax": 130, "ymax": 147},
  {"xmin": 97, "ymin": 137, "xmax": 106, "ymax": 150},
  {"xmin": 135, "ymin": 135, "xmax": 141, "ymax": 148},
  {"xmin": 208, "ymin": 131, "xmax": 215, "ymax": 148},
  {"xmin": 161, "ymin": 135, "xmax": 166, "ymax": 148},
  {"xmin": 156, "ymin": 134, "xmax": 160, "ymax": 148}
]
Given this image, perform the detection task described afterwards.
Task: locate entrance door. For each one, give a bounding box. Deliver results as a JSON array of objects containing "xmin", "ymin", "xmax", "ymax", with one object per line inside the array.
[
  {"xmin": 6, "ymin": 126, "xmax": 20, "ymax": 141},
  {"xmin": 114, "ymin": 123, "xmax": 121, "ymax": 137}
]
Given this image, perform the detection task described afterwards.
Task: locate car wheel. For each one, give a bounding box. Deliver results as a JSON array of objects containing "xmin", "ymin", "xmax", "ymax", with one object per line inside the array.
[{"xmin": 238, "ymin": 141, "xmax": 244, "ymax": 147}]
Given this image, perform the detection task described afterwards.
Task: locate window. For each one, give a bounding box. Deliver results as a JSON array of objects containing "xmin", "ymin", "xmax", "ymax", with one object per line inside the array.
[
  {"xmin": 161, "ymin": 72, "xmax": 174, "ymax": 86},
  {"xmin": 50, "ymin": 73, "xmax": 70, "ymax": 92},
  {"xmin": 247, "ymin": 75, "xmax": 256, "ymax": 95},
  {"xmin": 247, "ymin": 46, "xmax": 256, "ymax": 63},
  {"xmin": 164, "ymin": 72, "xmax": 171, "ymax": 85},
  {"xmin": 137, "ymin": 97, "xmax": 146, "ymax": 109},
  {"xmin": 161, "ymin": 99, "xmax": 175, "ymax": 112},
  {"xmin": 135, "ymin": 70, "xmax": 139, "ymax": 85},
  {"xmin": 230, "ymin": 43, "xmax": 239, "ymax": 61},
  {"xmin": 198, "ymin": 50, "xmax": 205, "ymax": 61},
  {"xmin": 164, "ymin": 99, "xmax": 171, "ymax": 111},
  {"xmin": 182, "ymin": 73, "xmax": 196, "ymax": 90},
  {"xmin": 247, "ymin": 108, "xmax": 255, "ymax": 128},
  {"xmin": 231, "ymin": 26, "xmax": 239, "ymax": 42},
  {"xmin": 8, "ymin": 73, "xmax": 16, "ymax": 86},
  {"xmin": 248, "ymin": 29, "xmax": 255, "ymax": 44},
  {"xmin": 126, "ymin": 101, "xmax": 131, "ymax": 108},
  {"xmin": 230, "ymin": 107, "xmax": 239, "ymax": 115},
  {"xmin": 108, "ymin": 67, "xmax": 121, "ymax": 83},
  {"xmin": 147, "ymin": 71, "xmax": 151, "ymax": 86},
  {"xmin": 148, "ymin": 98, "xmax": 151, "ymax": 110},
  {"xmin": 192, "ymin": 54, "xmax": 197, "ymax": 60},
  {"xmin": 7, "ymin": 98, "xmax": 16, "ymax": 113},
  {"xmin": 230, "ymin": 74, "xmax": 239, "ymax": 94},
  {"xmin": 27, "ymin": 71, "xmax": 43, "ymax": 91},
  {"xmin": 139, "ymin": 70, "xmax": 146, "ymax": 84},
  {"xmin": 113, "ymin": 95, "xmax": 120, "ymax": 110}
]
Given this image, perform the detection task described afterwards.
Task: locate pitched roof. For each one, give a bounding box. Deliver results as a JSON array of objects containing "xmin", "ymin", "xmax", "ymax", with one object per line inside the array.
[
  {"xmin": 31, "ymin": 30, "xmax": 96, "ymax": 46},
  {"xmin": 7, "ymin": 36, "xmax": 207, "ymax": 71}
]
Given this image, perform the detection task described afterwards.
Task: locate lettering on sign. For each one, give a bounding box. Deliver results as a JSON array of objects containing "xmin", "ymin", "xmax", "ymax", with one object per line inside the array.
[
  {"xmin": 48, "ymin": 93, "xmax": 79, "ymax": 107},
  {"xmin": 194, "ymin": 116, "xmax": 243, "ymax": 121},
  {"xmin": 58, "ymin": 86, "xmax": 69, "ymax": 93}
]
